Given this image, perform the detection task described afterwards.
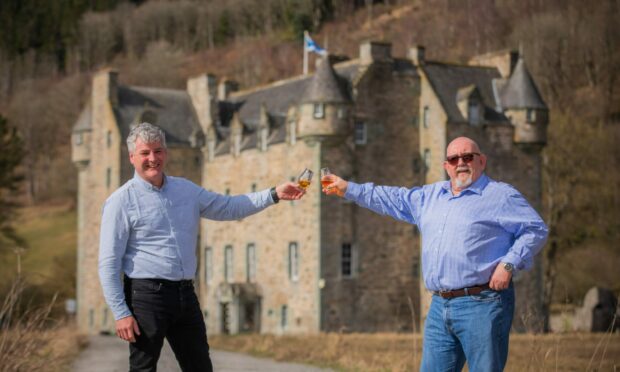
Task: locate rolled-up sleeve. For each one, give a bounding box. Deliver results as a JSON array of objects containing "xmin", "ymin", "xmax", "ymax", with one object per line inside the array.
[
  {"xmin": 98, "ymin": 196, "xmax": 132, "ymax": 320},
  {"xmin": 497, "ymin": 189, "xmax": 549, "ymax": 271}
]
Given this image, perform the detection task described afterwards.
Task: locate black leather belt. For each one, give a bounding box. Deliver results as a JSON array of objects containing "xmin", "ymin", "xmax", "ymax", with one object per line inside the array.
[
  {"xmin": 435, "ymin": 283, "xmax": 491, "ymax": 299},
  {"xmin": 126, "ymin": 277, "xmax": 194, "ymax": 288}
]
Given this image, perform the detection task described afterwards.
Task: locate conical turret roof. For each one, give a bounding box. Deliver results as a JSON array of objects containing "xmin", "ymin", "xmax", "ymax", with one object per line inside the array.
[
  {"xmin": 300, "ymin": 57, "xmax": 349, "ymax": 104},
  {"xmin": 500, "ymin": 58, "xmax": 547, "ymax": 110}
]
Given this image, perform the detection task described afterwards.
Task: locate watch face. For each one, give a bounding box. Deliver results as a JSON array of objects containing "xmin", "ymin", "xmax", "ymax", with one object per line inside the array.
[{"xmin": 503, "ymin": 263, "xmax": 514, "ymax": 272}]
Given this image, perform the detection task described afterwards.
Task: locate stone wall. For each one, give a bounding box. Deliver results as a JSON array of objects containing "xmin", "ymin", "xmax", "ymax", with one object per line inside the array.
[
  {"xmin": 319, "ymin": 60, "xmax": 422, "ymax": 332},
  {"xmin": 201, "ymin": 139, "xmax": 322, "ymax": 334}
]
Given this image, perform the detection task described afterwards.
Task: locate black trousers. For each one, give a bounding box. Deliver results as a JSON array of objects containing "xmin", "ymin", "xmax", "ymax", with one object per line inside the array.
[{"xmin": 124, "ymin": 277, "xmax": 213, "ymax": 372}]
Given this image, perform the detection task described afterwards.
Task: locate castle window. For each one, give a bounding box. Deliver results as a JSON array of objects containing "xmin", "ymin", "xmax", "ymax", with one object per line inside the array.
[
  {"xmin": 224, "ymin": 245, "xmax": 233, "ymax": 283},
  {"xmin": 233, "ymin": 134, "xmax": 241, "ymax": 156},
  {"xmin": 281, "ymin": 305, "xmax": 288, "ymax": 330},
  {"xmin": 89, "ymin": 309, "xmax": 94, "ymax": 328},
  {"xmin": 259, "ymin": 127, "xmax": 268, "ymax": 151},
  {"xmin": 526, "ymin": 109, "xmax": 536, "ymax": 123},
  {"xmin": 102, "ymin": 308, "xmax": 108, "ymax": 327},
  {"xmin": 424, "ymin": 149, "xmax": 431, "ymax": 174},
  {"xmin": 225, "ymin": 188, "xmax": 230, "ymax": 195},
  {"xmin": 246, "ymin": 243, "xmax": 256, "ymax": 283},
  {"xmin": 313, "ymin": 103, "xmax": 325, "ymax": 119},
  {"xmin": 341, "ymin": 243, "xmax": 352, "ymax": 277},
  {"xmin": 423, "ymin": 106, "xmax": 429, "ymax": 128},
  {"xmin": 337, "ymin": 107, "xmax": 346, "ymax": 119},
  {"xmin": 106, "ymin": 168, "xmax": 111, "ymax": 188},
  {"xmin": 468, "ymin": 102, "xmax": 480, "ymax": 126},
  {"xmin": 354, "ymin": 121, "xmax": 367, "ymax": 145},
  {"xmin": 251, "ymin": 183, "xmax": 257, "ymax": 192},
  {"xmin": 288, "ymin": 242, "xmax": 299, "ymax": 281},
  {"xmin": 205, "ymin": 247, "xmax": 213, "ymax": 284},
  {"xmin": 207, "ymin": 138, "xmax": 215, "ymax": 162},
  {"xmin": 107, "ymin": 131, "xmax": 112, "ymax": 148},
  {"xmin": 75, "ymin": 133, "xmax": 83, "ymax": 145},
  {"xmin": 288, "ymin": 120, "xmax": 296, "ymax": 145}
]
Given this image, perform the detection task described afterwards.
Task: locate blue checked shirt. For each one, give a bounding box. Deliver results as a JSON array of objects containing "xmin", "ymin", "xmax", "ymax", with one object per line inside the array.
[
  {"xmin": 345, "ymin": 174, "xmax": 548, "ymax": 292},
  {"xmin": 99, "ymin": 172, "xmax": 275, "ymax": 320}
]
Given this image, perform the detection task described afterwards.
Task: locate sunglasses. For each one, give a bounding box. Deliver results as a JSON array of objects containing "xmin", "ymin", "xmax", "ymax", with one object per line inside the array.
[{"xmin": 445, "ymin": 152, "xmax": 480, "ymax": 166}]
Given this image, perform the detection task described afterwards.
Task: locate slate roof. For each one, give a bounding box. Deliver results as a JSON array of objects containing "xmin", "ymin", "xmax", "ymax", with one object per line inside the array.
[
  {"xmin": 112, "ymin": 86, "xmax": 203, "ymax": 147},
  {"xmin": 422, "ymin": 62, "xmax": 508, "ymax": 123},
  {"xmin": 499, "ymin": 58, "xmax": 547, "ymax": 110}
]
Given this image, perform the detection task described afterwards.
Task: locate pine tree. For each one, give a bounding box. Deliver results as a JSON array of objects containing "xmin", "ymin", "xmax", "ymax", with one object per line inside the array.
[{"xmin": 0, "ymin": 115, "xmax": 25, "ymax": 251}]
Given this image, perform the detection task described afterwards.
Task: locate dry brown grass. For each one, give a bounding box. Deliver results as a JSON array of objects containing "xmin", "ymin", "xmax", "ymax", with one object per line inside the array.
[
  {"xmin": 210, "ymin": 332, "xmax": 620, "ymax": 371},
  {"xmin": 0, "ymin": 279, "xmax": 88, "ymax": 372}
]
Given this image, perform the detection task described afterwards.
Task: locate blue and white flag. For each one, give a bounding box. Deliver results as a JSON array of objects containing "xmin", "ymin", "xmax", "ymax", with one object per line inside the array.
[{"xmin": 304, "ymin": 33, "xmax": 327, "ymax": 56}]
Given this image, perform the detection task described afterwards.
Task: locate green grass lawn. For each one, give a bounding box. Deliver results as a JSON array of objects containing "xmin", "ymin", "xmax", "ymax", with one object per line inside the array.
[{"xmin": 0, "ymin": 202, "xmax": 77, "ymax": 303}]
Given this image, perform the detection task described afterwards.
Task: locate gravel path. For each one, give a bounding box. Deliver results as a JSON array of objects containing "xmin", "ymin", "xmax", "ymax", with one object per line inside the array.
[{"xmin": 72, "ymin": 335, "xmax": 333, "ymax": 372}]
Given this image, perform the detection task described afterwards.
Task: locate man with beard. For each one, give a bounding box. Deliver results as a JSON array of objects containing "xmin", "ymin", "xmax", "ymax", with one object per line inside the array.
[
  {"xmin": 321, "ymin": 136, "xmax": 548, "ymax": 371},
  {"xmin": 99, "ymin": 122, "xmax": 305, "ymax": 372}
]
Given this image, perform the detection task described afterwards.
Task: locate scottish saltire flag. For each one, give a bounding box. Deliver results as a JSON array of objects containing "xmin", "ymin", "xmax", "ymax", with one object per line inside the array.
[{"xmin": 304, "ymin": 33, "xmax": 327, "ymax": 56}]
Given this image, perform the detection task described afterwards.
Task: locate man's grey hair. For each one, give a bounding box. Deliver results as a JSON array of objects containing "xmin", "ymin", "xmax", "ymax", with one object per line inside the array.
[{"xmin": 126, "ymin": 122, "xmax": 167, "ymax": 153}]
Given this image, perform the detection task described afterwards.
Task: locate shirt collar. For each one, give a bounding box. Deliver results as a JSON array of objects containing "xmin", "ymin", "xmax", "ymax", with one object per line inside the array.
[
  {"xmin": 133, "ymin": 171, "xmax": 167, "ymax": 192},
  {"xmin": 441, "ymin": 173, "xmax": 489, "ymax": 196}
]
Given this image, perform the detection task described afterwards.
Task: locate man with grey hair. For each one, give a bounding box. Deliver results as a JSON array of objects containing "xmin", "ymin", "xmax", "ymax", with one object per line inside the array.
[{"xmin": 99, "ymin": 122, "xmax": 305, "ymax": 371}]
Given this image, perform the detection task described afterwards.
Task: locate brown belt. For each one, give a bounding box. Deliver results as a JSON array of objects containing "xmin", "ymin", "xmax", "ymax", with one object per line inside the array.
[{"xmin": 435, "ymin": 283, "xmax": 491, "ymax": 299}]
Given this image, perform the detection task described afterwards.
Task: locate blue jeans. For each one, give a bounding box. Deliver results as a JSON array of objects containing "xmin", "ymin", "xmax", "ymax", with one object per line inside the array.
[{"xmin": 421, "ymin": 284, "xmax": 515, "ymax": 372}]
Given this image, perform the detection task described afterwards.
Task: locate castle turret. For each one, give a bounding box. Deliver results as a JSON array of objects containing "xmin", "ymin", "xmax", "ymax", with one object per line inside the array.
[
  {"xmin": 500, "ymin": 57, "xmax": 548, "ymax": 145},
  {"xmin": 297, "ymin": 57, "xmax": 350, "ymax": 138}
]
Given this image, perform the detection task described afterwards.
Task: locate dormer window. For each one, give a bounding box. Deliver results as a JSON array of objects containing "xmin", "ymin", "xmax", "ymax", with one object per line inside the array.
[
  {"xmin": 259, "ymin": 127, "xmax": 268, "ymax": 151},
  {"xmin": 526, "ymin": 109, "xmax": 536, "ymax": 123},
  {"xmin": 468, "ymin": 101, "xmax": 480, "ymax": 126},
  {"xmin": 288, "ymin": 120, "xmax": 296, "ymax": 145},
  {"xmin": 232, "ymin": 134, "xmax": 241, "ymax": 156},
  {"xmin": 313, "ymin": 103, "xmax": 325, "ymax": 119}
]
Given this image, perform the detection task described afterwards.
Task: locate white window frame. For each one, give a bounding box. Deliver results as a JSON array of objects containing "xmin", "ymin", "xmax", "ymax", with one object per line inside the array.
[
  {"xmin": 313, "ymin": 103, "xmax": 325, "ymax": 119},
  {"xmin": 246, "ymin": 243, "xmax": 256, "ymax": 283},
  {"xmin": 526, "ymin": 109, "xmax": 536, "ymax": 123},
  {"xmin": 288, "ymin": 242, "xmax": 299, "ymax": 281},
  {"xmin": 224, "ymin": 245, "xmax": 233, "ymax": 283},
  {"xmin": 260, "ymin": 127, "xmax": 268, "ymax": 151}
]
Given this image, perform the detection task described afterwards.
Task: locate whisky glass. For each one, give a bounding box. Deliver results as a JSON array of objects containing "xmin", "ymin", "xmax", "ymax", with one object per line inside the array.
[
  {"xmin": 298, "ymin": 168, "xmax": 313, "ymax": 190},
  {"xmin": 320, "ymin": 168, "xmax": 332, "ymax": 188}
]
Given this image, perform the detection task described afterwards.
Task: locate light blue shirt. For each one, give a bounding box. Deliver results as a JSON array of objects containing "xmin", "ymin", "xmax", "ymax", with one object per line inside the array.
[
  {"xmin": 99, "ymin": 173, "xmax": 275, "ymax": 320},
  {"xmin": 345, "ymin": 174, "xmax": 548, "ymax": 292}
]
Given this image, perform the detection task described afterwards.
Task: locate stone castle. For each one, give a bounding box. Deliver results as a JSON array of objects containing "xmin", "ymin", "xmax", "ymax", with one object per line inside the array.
[{"xmin": 72, "ymin": 40, "xmax": 548, "ymax": 335}]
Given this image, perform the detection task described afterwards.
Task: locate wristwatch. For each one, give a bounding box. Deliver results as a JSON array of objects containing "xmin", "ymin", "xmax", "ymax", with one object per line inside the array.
[
  {"xmin": 270, "ymin": 186, "xmax": 279, "ymax": 204},
  {"xmin": 502, "ymin": 262, "xmax": 514, "ymax": 272}
]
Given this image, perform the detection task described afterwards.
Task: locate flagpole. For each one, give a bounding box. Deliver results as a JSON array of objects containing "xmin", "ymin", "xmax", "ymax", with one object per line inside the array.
[{"xmin": 303, "ymin": 30, "xmax": 308, "ymax": 75}]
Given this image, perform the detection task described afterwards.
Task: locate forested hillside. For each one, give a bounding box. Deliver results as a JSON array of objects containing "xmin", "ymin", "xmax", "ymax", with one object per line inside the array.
[{"xmin": 0, "ymin": 0, "xmax": 618, "ymax": 308}]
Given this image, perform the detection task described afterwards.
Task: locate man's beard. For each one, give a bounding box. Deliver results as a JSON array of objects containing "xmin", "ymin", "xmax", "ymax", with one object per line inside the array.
[{"xmin": 455, "ymin": 169, "xmax": 473, "ymax": 188}]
